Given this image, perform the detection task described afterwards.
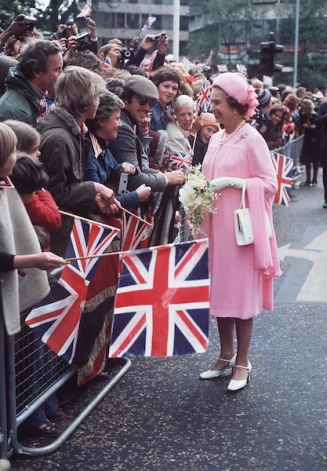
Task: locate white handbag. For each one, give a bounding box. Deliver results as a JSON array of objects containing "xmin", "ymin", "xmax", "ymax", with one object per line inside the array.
[
  {"xmin": 234, "ymin": 185, "xmax": 254, "ymax": 246},
  {"xmin": 234, "ymin": 185, "xmax": 272, "ymax": 246}
]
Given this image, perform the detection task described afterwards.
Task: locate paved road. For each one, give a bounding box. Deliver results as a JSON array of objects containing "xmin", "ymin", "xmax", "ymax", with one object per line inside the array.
[{"xmin": 11, "ymin": 180, "xmax": 327, "ymax": 471}]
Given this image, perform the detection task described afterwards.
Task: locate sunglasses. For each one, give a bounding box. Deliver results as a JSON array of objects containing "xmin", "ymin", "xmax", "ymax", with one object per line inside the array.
[{"xmin": 134, "ymin": 93, "xmax": 157, "ymax": 108}]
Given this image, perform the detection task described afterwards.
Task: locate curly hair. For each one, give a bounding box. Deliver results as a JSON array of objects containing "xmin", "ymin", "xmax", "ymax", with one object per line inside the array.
[
  {"xmin": 214, "ymin": 87, "xmax": 248, "ymax": 116},
  {"xmin": 86, "ymin": 90, "xmax": 124, "ymax": 133},
  {"xmin": 17, "ymin": 40, "xmax": 62, "ymax": 80}
]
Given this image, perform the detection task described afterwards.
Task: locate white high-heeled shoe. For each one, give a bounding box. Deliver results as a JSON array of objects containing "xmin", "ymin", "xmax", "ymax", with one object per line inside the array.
[
  {"xmin": 199, "ymin": 353, "xmax": 237, "ymax": 380},
  {"xmin": 227, "ymin": 361, "xmax": 252, "ymax": 392}
]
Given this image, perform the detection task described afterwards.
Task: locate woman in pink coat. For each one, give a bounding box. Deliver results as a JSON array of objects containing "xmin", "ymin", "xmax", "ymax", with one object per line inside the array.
[{"xmin": 200, "ymin": 73, "xmax": 281, "ymax": 391}]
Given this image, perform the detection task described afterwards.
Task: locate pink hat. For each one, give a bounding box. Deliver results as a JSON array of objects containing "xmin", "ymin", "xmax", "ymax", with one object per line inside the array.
[{"xmin": 212, "ymin": 73, "xmax": 259, "ymax": 119}]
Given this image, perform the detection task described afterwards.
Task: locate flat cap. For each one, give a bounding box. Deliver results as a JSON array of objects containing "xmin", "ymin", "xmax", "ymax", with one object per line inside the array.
[{"xmin": 123, "ymin": 75, "xmax": 159, "ymax": 102}]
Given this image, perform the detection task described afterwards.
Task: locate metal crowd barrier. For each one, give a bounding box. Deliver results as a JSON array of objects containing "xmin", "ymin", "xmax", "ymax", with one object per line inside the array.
[
  {"xmin": 0, "ymin": 279, "xmax": 131, "ymax": 463},
  {"xmin": 276, "ymin": 135, "xmax": 305, "ymax": 188}
]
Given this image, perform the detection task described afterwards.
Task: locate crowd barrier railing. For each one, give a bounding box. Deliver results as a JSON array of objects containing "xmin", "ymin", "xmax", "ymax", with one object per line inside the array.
[
  {"xmin": 276, "ymin": 135, "xmax": 305, "ymax": 188},
  {"xmin": 0, "ymin": 270, "xmax": 131, "ymax": 462}
]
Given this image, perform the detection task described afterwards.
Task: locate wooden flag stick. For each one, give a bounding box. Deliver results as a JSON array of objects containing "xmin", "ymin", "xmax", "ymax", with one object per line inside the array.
[
  {"xmin": 192, "ymin": 132, "xmax": 198, "ymax": 153},
  {"xmin": 59, "ymin": 210, "xmax": 120, "ymax": 232},
  {"xmin": 120, "ymin": 206, "xmax": 152, "ymax": 226},
  {"xmin": 66, "ymin": 249, "xmax": 128, "ymax": 262}
]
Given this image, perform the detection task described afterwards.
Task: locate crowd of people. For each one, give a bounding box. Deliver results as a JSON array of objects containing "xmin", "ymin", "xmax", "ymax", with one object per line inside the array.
[{"xmin": 0, "ymin": 12, "xmax": 327, "ymax": 442}]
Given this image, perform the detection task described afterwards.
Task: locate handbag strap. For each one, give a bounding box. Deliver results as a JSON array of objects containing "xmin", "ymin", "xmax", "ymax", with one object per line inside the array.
[{"xmin": 239, "ymin": 184, "xmax": 247, "ymax": 210}]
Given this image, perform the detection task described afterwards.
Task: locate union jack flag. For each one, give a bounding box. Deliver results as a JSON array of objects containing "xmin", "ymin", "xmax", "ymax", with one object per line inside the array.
[
  {"xmin": 141, "ymin": 15, "xmax": 156, "ymax": 31},
  {"xmin": 103, "ymin": 57, "xmax": 111, "ymax": 69},
  {"xmin": 168, "ymin": 151, "xmax": 193, "ymax": 170},
  {"xmin": 120, "ymin": 209, "xmax": 153, "ymax": 251},
  {"xmin": 197, "ymin": 81, "xmax": 211, "ymax": 112},
  {"xmin": 77, "ymin": 0, "xmax": 92, "ymax": 18},
  {"xmin": 218, "ymin": 64, "xmax": 228, "ymax": 73},
  {"xmin": 109, "ymin": 239, "xmax": 210, "ymax": 358},
  {"xmin": 25, "ymin": 218, "xmax": 119, "ymax": 363},
  {"xmin": 271, "ymin": 151, "xmax": 293, "ymax": 206},
  {"xmin": 0, "ymin": 177, "xmax": 14, "ymax": 188},
  {"xmin": 236, "ymin": 64, "xmax": 247, "ymax": 76}
]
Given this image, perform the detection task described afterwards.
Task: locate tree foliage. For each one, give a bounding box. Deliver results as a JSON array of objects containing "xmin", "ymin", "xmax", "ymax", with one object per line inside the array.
[
  {"xmin": 1, "ymin": 0, "xmax": 121, "ymax": 35},
  {"xmin": 189, "ymin": 0, "xmax": 327, "ymax": 88}
]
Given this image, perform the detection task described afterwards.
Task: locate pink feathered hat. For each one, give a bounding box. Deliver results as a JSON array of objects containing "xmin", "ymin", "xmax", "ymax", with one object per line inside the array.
[{"xmin": 212, "ymin": 72, "xmax": 259, "ymax": 119}]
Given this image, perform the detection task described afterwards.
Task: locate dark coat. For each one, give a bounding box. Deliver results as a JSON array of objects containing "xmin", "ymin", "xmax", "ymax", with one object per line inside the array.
[
  {"xmin": 315, "ymin": 101, "xmax": 327, "ymax": 168},
  {"xmin": 108, "ymin": 110, "xmax": 167, "ymax": 192},
  {"xmin": 0, "ymin": 68, "xmax": 41, "ymax": 127},
  {"xmin": 38, "ymin": 107, "xmax": 96, "ymax": 256},
  {"xmin": 299, "ymin": 112, "xmax": 320, "ymax": 165}
]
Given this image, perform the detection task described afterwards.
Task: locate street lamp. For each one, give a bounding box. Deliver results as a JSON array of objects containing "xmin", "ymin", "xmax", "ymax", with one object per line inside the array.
[
  {"xmin": 293, "ymin": 0, "xmax": 300, "ymax": 87},
  {"xmin": 173, "ymin": 0, "xmax": 180, "ymax": 61}
]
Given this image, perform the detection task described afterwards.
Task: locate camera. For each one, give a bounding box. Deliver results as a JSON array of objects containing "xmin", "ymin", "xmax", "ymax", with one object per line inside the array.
[
  {"xmin": 15, "ymin": 16, "xmax": 36, "ymax": 40},
  {"xmin": 117, "ymin": 173, "xmax": 128, "ymax": 195},
  {"xmin": 24, "ymin": 16, "xmax": 37, "ymax": 33},
  {"xmin": 75, "ymin": 32, "xmax": 91, "ymax": 51},
  {"xmin": 151, "ymin": 31, "xmax": 166, "ymax": 42},
  {"xmin": 120, "ymin": 47, "xmax": 134, "ymax": 60},
  {"xmin": 65, "ymin": 20, "xmax": 75, "ymax": 29}
]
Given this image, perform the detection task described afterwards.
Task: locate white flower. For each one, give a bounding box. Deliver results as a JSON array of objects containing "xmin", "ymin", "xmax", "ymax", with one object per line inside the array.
[{"xmin": 178, "ymin": 164, "xmax": 217, "ymax": 237}]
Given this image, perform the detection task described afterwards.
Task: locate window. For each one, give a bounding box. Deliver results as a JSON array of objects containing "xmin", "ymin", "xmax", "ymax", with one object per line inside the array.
[
  {"xmin": 162, "ymin": 15, "xmax": 173, "ymax": 31},
  {"xmin": 252, "ymin": 0, "xmax": 276, "ymax": 3},
  {"xmin": 250, "ymin": 20, "xmax": 277, "ymax": 43},
  {"xmin": 116, "ymin": 13, "xmax": 125, "ymax": 28},
  {"xmin": 127, "ymin": 13, "xmax": 140, "ymax": 29},
  {"xmin": 180, "ymin": 16, "xmax": 189, "ymax": 31}
]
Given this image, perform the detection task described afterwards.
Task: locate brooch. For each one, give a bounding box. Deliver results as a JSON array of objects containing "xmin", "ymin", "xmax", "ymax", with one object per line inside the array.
[{"xmin": 234, "ymin": 131, "xmax": 249, "ymax": 144}]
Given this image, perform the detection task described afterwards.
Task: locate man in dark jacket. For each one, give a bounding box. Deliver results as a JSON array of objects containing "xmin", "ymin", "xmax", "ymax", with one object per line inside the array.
[
  {"xmin": 108, "ymin": 75, "xmax": 185, "ymax": 192},
  {"xmin": 0, "ymin": 40, "xmax": 63, "ymax": 127}
]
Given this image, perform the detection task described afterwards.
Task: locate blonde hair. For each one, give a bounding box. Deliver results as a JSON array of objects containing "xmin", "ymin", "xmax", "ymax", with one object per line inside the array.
[
  {"xmin": 0, "ymin": 123, "xmax": 17, "ymax": 168},
  {"xmin": 55, "ymin": 66, "xmax": 106, "ymax": 117}
]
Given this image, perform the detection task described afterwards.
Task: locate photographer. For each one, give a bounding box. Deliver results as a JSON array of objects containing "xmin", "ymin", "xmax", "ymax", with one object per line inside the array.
[
  {"xmin": 0, "ymin": 14, "xmax": 35, "ymax": 53},
  {"xmin": 124, "ymin": 33, "xmax": 168, "ymax": 72},
  {"xmin": 52, "ymin": 17, "xmax": 98, "ymax": 61}
]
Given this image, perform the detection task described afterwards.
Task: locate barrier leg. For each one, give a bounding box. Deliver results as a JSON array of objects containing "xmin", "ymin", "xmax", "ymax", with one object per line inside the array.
[
  {"xmin": 6, "ymin": 329, "xmax": 131, "ymax": 457},
  {"xmin": 0, "ymin": 313, "xmax": 11, "ymax": 471}
]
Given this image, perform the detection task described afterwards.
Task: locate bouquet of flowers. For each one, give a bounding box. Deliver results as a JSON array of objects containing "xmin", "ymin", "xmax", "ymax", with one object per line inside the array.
[{"xmin": 178, "ymin": 165, "xmax": 216, "ymax": 237}]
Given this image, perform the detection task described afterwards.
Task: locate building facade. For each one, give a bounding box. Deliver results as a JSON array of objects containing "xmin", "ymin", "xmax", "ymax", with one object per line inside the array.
[{"xmin": 92, "ymin": 0, "xmax": 189, "ymax": 54}]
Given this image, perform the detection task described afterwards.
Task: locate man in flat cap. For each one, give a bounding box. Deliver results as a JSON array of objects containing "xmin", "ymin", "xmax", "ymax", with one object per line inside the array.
[{"xmin": 108, "ymin": 75, "xmax": 185, "ymax": 192}]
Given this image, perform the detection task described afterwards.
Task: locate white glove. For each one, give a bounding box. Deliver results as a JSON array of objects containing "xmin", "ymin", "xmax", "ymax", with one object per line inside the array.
[{"xmin": 210, "ymin": 177, "xmax": 246, "ymax": 192}]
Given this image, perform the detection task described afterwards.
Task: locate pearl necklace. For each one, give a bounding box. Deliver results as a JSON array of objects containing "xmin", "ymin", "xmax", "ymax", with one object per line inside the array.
[{"xmin": 219, "ymin": 120, "xmax": 246, "ymax": 146}]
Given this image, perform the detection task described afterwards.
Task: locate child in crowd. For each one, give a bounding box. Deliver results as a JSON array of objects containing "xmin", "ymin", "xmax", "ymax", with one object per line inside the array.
[
  {"xmin": 0, "ymin": 123, "xmax": 65, "ymax": 438},
  {"xmin": 10, "ymin": 153, "xmax": 60, "ymax": 249},
  {"xmin": 253, "ymin": 88, "xmax": 272, "ymax": 137},
  {"xmin": 85, "ymin": 90, "xmax": 150, "ymax": 209},
  {"xmin": 261, "ymin": 104, "xmax": 287, "ymax": 150},
  {"xmin": 189, "ymin": 113, "xmax": 219, "ymax": 166},
  {"xmin": 4, "ymin": 120, "xmax": 61, "ymax": 237}
]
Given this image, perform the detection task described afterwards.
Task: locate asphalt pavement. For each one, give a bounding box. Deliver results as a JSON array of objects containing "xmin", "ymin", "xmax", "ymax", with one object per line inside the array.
[{"xmin": 10, "ymin": 178, "xmax": 327, "ymax": 471}]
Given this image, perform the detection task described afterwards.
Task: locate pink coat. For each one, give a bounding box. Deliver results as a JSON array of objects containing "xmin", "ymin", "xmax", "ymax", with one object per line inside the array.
[{"xmin": 202, "ymin": 123, "xmax": 281, "ymax": 319}]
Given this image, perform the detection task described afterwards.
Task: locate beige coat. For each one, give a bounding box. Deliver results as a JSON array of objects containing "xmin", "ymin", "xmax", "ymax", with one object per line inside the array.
[{"xmin": 0, "ymin": 188, "xmax": 50, "ymax": 335}]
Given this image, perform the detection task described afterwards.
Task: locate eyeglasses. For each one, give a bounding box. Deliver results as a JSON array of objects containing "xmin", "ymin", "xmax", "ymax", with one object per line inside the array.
[{"xmin": 134, "ymin": 93, "xmax": 157, "ymax": 108}]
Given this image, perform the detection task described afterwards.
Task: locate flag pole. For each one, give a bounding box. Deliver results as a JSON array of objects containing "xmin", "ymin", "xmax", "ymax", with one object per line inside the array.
[
  {"xmin": 60, "ymin": 208, "xmax": 152, "ymax": 228},
  {"xmin": 59, "ymin": 210, "xmax": 120, "ymax": 231},
  {"xmin": 120, "ymin": 207, "xmax": 152, "ymax": 226},
  {"xmin": 66, "ymin": 248, "xmax": 133, "ymax": 262}
]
